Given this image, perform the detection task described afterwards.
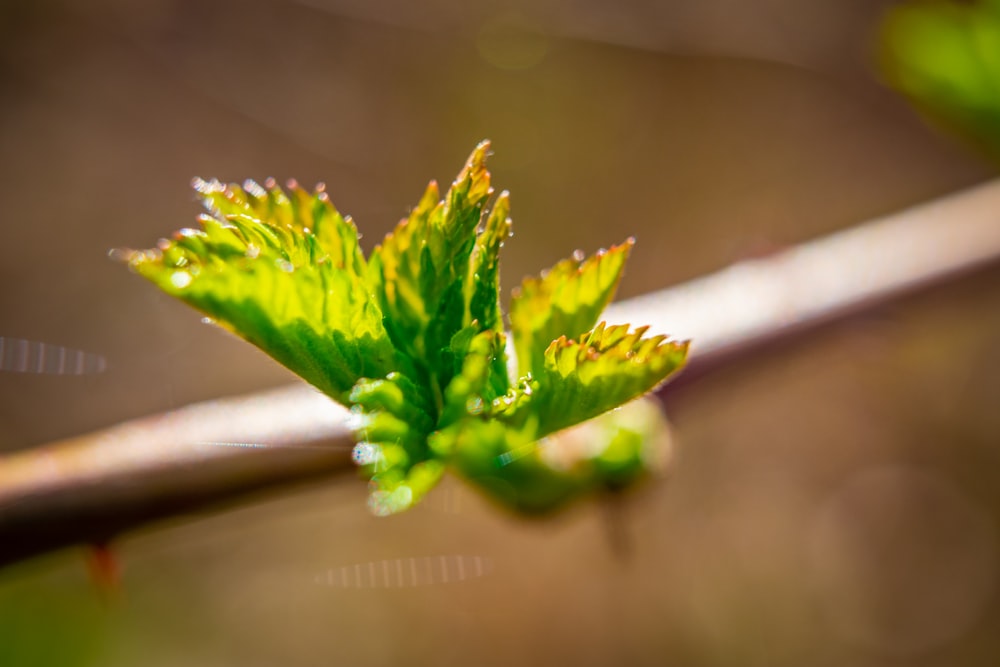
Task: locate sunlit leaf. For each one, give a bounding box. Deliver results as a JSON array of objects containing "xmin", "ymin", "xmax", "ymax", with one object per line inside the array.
[
  {"xmin": 509, "ymin": 239, "xmax": 632, "ymax": 379},
  {"xmin": 368, "ymin": 141, "xmax": 493, "ymax": 393},
  {"xmin": 126, "ymin": 179, "xmax": 397, "ymax": 403},
  {"xmin": 123, "ymin": 142, "xmax": 690, "ymax": 516},
  {"xmin": 467, "ymin": 190, "xmax": 510, "ymax": 333},
  {"xmin": 438, "ymin": 329, "xmax": 509, "ymax": 428},
  {"xmin": 349, "ymin": 371, "xmax": 442, "ymax": 515},
  {"xmin": 530, "ymin": 322, "xmax": 689, "ymax": 437},
  {"xmin": 440, "ymin": 396, "xmax": 672, "ymax": 514}
]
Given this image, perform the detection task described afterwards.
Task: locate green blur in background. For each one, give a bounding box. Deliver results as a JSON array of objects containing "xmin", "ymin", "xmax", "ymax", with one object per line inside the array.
[{"xmin": 882, "ymin": 0, "xmax": 1000, "ymax": 161}]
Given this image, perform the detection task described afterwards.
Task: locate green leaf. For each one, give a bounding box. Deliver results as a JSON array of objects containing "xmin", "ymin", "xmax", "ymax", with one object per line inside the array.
[
  {"xmin": 529, "ymin": 322, "xmax": 689, "ymax": 438},
  {"xmin": 349, "ymin": 371, "xmax": 442, "ymax": 515},
  {"xmin": 350, "ymin": 371, "xmax": 436, "ymax": 447},
  {"xmin": 439, "ymin": 396, "xmax": 671, "ymax": 514},
  {"xmin": 509, "ymin": 239, "xmax": 632, "ymax": 380},
  {"xmin": 463, "ymin": 192, "xmax": 513, "ymax": 399},
  {"xmin": 438, "ymin": 329, "xmax": 509, "ymax": 428},
  {"xmin": 122, "ymin": 141, "xmax": 691, "ymax": 517},
  {"xmin": 466, "ymin": 191, "xmax": 511, "ymax": 333},
  {"xmin": 368, "ymin": 141, "xmax": 493, "ymax": 394},
  {"xmin": 436, "ymin": 419, "xmax": 585, "ymax": 514},
  {"xmin": 126, "ymin": 179, "xmax": 397, "ymax": 404}
]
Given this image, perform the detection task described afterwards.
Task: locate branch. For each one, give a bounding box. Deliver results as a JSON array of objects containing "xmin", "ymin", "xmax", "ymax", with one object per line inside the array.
[
  {"xmin": 0, "ymin": 385, "xmax": 354, "ymax": 566},
  {"xmin": 3, "ymin": 179, "xmax": 1000, "ymax": 567}
]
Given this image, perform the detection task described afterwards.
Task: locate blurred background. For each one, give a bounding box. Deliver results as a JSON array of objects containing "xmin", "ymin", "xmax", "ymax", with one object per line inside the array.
[{"xmin": 1, "ymin": 0, "xmax": 999, "ymax": 665}]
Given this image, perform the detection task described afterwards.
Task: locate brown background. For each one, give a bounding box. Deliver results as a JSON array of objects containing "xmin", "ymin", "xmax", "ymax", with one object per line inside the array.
[{"xmin": 1, "ymin": 1, "xmax": 999, "ymax": 666}]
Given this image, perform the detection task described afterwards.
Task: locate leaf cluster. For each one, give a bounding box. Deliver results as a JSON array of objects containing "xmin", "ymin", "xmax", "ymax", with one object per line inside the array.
[{"xmin": 126, "ymin": 142, "xmax": 688, "ymax": 514}]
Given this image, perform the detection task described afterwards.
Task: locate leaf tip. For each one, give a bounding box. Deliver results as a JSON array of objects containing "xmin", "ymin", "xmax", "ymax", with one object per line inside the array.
[
  {"xmin": 463, "ymin": 140, "xmax": 492, "ymax": 174},
  {"xmin": 419, "ymin": 180, "xmax": 441, "ymax": 207},
  {"xmin": 612, "ymin": 237, "xmax": 635, "ymax": 255}
]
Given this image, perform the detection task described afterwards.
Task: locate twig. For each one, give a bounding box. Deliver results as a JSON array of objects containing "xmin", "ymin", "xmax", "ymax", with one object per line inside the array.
[
  {"xmin": 2, "ymin": 179, "xmax": 1000, "ymax": 567},
  {"xmin": 0, "ymin": 385, "xmax": 354, "ymax": 566}
]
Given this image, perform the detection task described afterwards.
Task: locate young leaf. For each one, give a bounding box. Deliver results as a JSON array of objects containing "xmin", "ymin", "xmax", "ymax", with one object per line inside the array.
[
  {"xmin": 464, "ymin": 192, "xmax": 512, "ymax": 398},
  {"xmin": 368, "ymin": 141, "xmax": 493, "ymax": 396},
  {"xmin": 509, "ymin": 239, "xmax": 632, "ymax": 379},
  {"xmin": 349, "ymin": 371, "xmax": 442, "ymax": 515},
  {"xmin": 125, "ymin": 179, "xmax": 397, "ymax": 403},
  {"xmin": 529, "ymin": 322, "xmax": 689, "ymax": 438},
  {"xmin": 466, "ymin": 191, "xmax": 511, "ymax": 333},
  {"xmin": 439, "ymin": 329, "xmax": 508, "ymax": 428},
  {"xmin": 436, "ymin": 419, "xmax": 585, "ymax": 514},
  {"xmin": 439, "ymin": 396, "xmax": 671, "ymax": 514},
  {"xmin": 122, "ymin": 142, "xmax": 690, "ymax": 517}
]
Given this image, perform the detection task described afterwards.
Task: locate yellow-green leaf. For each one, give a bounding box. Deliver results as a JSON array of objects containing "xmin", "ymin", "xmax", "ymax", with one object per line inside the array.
[
  {"xmin": 122, "ymin": 142, "xmax": 691, "ymax": 517},
  {"xmin": 126, "ymin": 180, "xmax": 397, "ymax": 404},
  {"xmin": 531, "ymin": 322, "xmax": 689, "ymax": 437},
  {"xmin": 509, "ymin": 239, "xmax": 632, "ymax": 379},
  {"xmin": 369, "ymin": 141, "xmax": 493, "ymax": 385}
]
